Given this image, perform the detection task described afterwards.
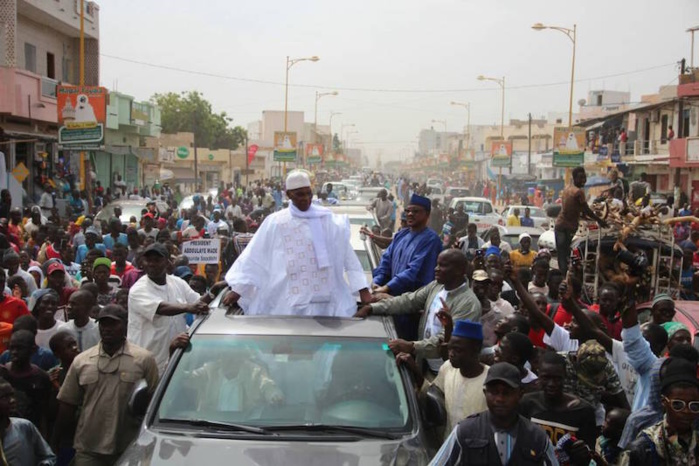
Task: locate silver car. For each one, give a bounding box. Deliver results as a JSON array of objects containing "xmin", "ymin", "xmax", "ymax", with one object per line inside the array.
[{"xmin": 119, "ymin": 312, "xmax": 432, "ymax": 466}]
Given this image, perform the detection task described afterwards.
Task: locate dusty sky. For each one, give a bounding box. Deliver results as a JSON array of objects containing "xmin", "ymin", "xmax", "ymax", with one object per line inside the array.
[{"xmin": 100, "ymin": 0, "xmax": 698, "ymax": 162}]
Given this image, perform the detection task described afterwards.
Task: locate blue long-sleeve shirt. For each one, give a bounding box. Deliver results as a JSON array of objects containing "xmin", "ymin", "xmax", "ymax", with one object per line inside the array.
[
  {"xmin": 621, "ymin": 324, "xmax": 657, "ymax": 411},
  {"xmin": 372, "ymin": 227, "xmax": 442, "ymax": 295}
]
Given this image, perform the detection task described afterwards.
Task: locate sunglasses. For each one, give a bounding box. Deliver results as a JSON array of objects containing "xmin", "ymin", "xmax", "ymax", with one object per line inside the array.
[{"xmin": 662, "ymin": 396, "xmax": 699, "ymax": 413}]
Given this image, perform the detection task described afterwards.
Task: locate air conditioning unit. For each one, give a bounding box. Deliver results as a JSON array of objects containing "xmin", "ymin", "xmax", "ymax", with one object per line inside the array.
[{"xmin": 650, "ymin": 111, "xmax": 659, "ymax": 123}]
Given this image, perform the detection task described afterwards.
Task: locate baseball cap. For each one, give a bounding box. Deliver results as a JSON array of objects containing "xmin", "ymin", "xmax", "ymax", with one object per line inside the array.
[
  {"xmin": 143, "ymin": 242, "xmax": 169, "ymax": 258},
  {"xmin": 96, "ymin": 305, "xmax": 128, "ymax": 323},
  {"xmin": 518, "ymin": 232, "xmax": 532, "ymax": 242},
  {"xmin": 143, "ymin": 212, "xmax": 154, "ymax": 219},
  {"xmin": 47, "ymin": 262, "xmax": 65, "ymax": 275},
  {"xmin": 472, "ymin": 269, "xmax": 491, "ymax": 282},
  {"xmin": 174, "ymin": 265, "xmax": 193, "ymax": 280},
  {"xmin": 485, "ymin": 362, "xmax": 522, "ymax": 388}
]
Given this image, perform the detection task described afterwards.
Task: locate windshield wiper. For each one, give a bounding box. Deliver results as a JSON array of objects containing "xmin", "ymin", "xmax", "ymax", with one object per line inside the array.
[
  {"xmin": 159, "ymin": 418, "xmax": 274, "ymax": 435},
  {"xmin": 268, "ymin": 424, "xmax": 402, "ymax": 439}
]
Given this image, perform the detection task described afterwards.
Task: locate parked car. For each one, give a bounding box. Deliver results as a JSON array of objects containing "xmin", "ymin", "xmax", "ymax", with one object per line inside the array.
[
  {"xmin": 426, "ymin": 178, "xmax": 443, "ymax": 191},
  {"xmin": 119, "ymin": 311, "xmax": 432, "ymax": 465},
  {"xmin": 500, "ymin": 205, "xmax": 549, "ymax": 229},
  {"xmin": 443, "ymin": 187, "xmax": 470, "ymax": 206},
  {"xmin": 448, "ymin": 197, "xmax": 500, "ymax": 232},
  {"xmin": 481, "ymin": 225, "xmax": 544, "ymax": 252},
  {"xmin": 428, "ymin": 186, "xmax": 445, "ymax": 205},
  {"xmin": 95, "ymin": 200, "xmax": 168, "ymax": 227}
]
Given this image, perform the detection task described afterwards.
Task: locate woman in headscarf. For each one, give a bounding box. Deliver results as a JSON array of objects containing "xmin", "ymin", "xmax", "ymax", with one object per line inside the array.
[{"xmin": 27, "ymin": 266, "xmax": 43, "ymax": 290}]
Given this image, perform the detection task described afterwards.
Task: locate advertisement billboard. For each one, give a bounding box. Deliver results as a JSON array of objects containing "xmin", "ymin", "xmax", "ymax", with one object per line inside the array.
[
  {"xmin": 553, "ymin": 127, "xmax": 586, "ymax": 167},
  {"xmin": 305, "ymin": 144, "xmax": 324, "ymax": 164},
  {"xmin": 491, "ymin": 140, "xmax": 512, "ymax": 168},
  {"xmin": 273, "ymin": 131, "xmax": 297, "ymax": 162},
  {"xmin": 57, "ymin": 86, "xmax": 108, "ymax": 149}
]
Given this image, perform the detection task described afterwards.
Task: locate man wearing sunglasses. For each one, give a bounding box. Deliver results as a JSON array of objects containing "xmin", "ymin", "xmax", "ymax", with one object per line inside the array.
[{"xmin": 623, "ymin": 357, "xmax": 699, "ymax": 465}]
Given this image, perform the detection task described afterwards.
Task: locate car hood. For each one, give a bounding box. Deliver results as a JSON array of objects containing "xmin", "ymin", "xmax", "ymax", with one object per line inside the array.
[{"xmin": 117, "ymin": 430, "xmax": 429, "ymax": 466}]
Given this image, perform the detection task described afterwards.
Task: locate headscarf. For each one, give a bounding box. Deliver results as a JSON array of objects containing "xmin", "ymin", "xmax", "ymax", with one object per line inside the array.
[
  {"xmin": 619, "ymin": 357, "xmax": 666, "ymax": 448},
  {"xmin": 661, "ymin": 321, "xmax": 689, "ymax": 340},
  {"xmin": 27, "ymin": 266, "xmax": 44, "ymax": 287},
  {"xmin": 28, "ymin": 288, "xmax": 59, "ymax": 313}
]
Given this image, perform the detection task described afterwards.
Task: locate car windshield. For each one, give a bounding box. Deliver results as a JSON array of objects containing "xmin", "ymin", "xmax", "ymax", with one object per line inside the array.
[
  {"xmin": 354, "ymin": 248, "xmax": 371, "ymax": 272},
  {"xmin": 448, "ymin": 188, "xmax": 469, "ymax": 197},
  {"xmin": 516, "ymin": 207, "xmax": 545, "ymax": 217},
  {"xmin": 348, "ymin": 216, "xmax": 376, "ymax": 227},
  {"xmin": 157, "ymin": 335, "xmax": 411, "ymax": 431},
  {"xmin": 455, "ymin": 200, "xmax": 491, "ymax": 215},
  {"xmin": 356, "ymin": 189, "xmax": 383, "ymax": 202}
]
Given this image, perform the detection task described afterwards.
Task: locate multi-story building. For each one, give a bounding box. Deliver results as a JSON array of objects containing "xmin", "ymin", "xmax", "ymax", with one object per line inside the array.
[{"xmin": 0, "ymin": 0, "xmax": 100, "ymax": 201}]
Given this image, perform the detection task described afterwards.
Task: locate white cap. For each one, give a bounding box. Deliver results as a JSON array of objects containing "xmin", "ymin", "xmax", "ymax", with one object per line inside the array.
[
  {"xmin": 518, "ymin": 232, "xmax": 531, "ymax": 242},
  {"xmin": 286, "ymin": 170, "xmax": 311, "ymax": 191}
]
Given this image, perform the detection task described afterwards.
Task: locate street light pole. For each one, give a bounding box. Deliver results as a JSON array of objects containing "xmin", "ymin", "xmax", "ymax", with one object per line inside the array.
[
  {"xmin": 451, "ymin": 101, "xmax": 471, "ymax": 149},
  {"xmin": 314, "ymin": 91, "xmax": 338, "ymax": 144},
  {"xmin": 478, "ymin": 75, "xmax": 508, "ymax": 196},
  {"xmin": 283, "ymin": 55, "xmax": 319, "ymax": 177},
  {"xmin": 687, "ymin": 26, "xmax": 699, "ymax": 68}
]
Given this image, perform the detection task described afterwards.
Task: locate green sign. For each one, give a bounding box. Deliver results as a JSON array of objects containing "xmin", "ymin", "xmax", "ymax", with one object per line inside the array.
[
  {"xmin": 274, "ymin": 150, "xmax": 297, "ymax": 162},
  {"xmin": 58, "ymin": 124, "xmax": 104, "ymax": 146},
  {"xmin": 208, "ymin": 154, "xmax": 214, "ymax": 161},
  {"xmin": 176, "ymin": 146, "xmax": 189, "ymax": 159},
  {"xmin": 553, "ymin": 151, "xmax": 584, "ymax": 168},
  {"xmin": 491, "ymin": 157, "xmax": 511, "ymax": 168}
]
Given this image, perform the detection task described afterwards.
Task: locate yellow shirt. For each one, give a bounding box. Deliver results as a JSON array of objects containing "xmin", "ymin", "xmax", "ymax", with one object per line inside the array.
[
  {"xmin": 510, "ymin": 249, "xmax": 537, "ymax": 268},
  {"xmin": 506, "ymin": 214, "xmax": 521, "ymax": 227}
]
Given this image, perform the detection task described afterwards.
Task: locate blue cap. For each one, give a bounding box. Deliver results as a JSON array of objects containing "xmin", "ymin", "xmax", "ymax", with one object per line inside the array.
[
  {"xmin": 485, "ymin": 246, "xmax": 501, "ymax": 257},
  {"xmin": 409, "ymin": 194, "xmax": 431, "ymax": 212},
  {"xmin": 452, "ymin": 319, "xmax": 483, "ymax": 341},
  {"xmin": 174, "ymin": 265, "xmax": 194, "ymax": 280}
]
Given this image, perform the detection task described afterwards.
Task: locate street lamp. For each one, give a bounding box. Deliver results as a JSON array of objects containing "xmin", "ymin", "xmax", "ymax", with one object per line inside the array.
[
  {"xmin": 532, "ymin": 23, "xmax": 576, "ymax": 129},
  {"xmin": 314, "ymin": 91, "xmax": 338, "ymax": 143},
  {"xmin": 687, "ymin": 25, "xmax": 699, "ymax": 68},
  {"xmin": 451, "ymin": 101, "xmax": 471, "ymax": 149},
  {"xmin": 477, "ymin": 75, "xmax": 506, "ymax": 137},
  {"xmin": 283, "ymin": 55, "xmax": 319, "ymax": 176}
]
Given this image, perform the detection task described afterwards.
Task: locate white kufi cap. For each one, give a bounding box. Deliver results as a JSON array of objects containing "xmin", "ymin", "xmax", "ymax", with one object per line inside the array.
[{"xmin": 286, "ymin": 170, "xmax": 311, "ymax": 191}]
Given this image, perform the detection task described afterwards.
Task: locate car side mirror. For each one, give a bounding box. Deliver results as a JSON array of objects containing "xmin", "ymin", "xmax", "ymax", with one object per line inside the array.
[
  {"xmin": 128, "ymin": 379, "xmax": 151, "ymax": 418},
  {"xmin": 422, "ymin": 384, "xmax": 447, "ymax": 428}
]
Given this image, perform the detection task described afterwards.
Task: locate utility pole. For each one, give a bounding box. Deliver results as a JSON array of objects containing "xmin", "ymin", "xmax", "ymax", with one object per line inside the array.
[
  {"xmin": 528, "ymin": 113, "xmax": 532, "ymax": 175},
  {"xmin": 193, "ymin": 114, "xmax": 199, "ymax": 192}
]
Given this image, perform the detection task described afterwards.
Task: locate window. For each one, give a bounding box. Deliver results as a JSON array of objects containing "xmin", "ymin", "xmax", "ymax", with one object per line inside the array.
[
  {"xmin": 46, "ymin": 53, "xmax": 55, "ymax": 79},
  {"xmin": 596, "ymin": 94, "xmax": 603, "ymax": 106},
  {"xmin": 661, "ymin": 114, "xmax": 668, "ymax": 144},
  {"xmin": 24, "ymin": 43, "xmax": 36, "ymax": 73},
  {"xmin": 683, "ymin": 109, "xmax": 690, "ymax": 138}
]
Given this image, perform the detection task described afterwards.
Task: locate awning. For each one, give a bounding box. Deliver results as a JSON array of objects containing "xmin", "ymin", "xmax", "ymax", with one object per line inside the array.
[{"xmin": 104, "ymin": 145, "xmax": 137, "ymax": 156}]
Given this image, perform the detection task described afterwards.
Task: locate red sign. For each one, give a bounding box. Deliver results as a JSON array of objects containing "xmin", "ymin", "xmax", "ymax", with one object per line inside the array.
[{"xmin": 247, "ymin": 144, "xmax": 259, "ymax": 165}]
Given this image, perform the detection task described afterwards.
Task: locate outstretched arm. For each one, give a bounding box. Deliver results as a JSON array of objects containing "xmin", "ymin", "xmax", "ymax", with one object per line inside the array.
[{"xmin": 508, "ymin": 264, "xmax": 554, "ymax": 335}]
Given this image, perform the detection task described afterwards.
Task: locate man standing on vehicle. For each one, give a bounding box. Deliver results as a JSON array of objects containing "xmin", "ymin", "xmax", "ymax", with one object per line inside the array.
[
  {"xmin": 54, "ymin": 304, "xmax": 160, "ymax": 465},
  {"xmin": 223, "ymin": 170, "xmax": 371, "ymax": 317},
  {"xmin": 555, "ymin": 167, "xmax": 608, "ymax": 277},
  {"xmin": 128, "ymin": 243, "xmax": 224, "ymax": 374},
  {"xmin": 507, "ymin": 207, "xmax": 521, "ymax": 227},
  {"xmin": 372, "ymin": 194, "xmax": 442, "ymax": 340},
  {"xmin": 510, "ymin": 233, "xmax": 537, "ymax": 269},
  {"xmin": 368, "ymin": 189, "xmax": 393, "ymax": 232}
]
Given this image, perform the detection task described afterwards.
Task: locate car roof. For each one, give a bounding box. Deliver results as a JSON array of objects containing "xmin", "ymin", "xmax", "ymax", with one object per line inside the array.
[
  {"xmin": 499, "ymin": 226, "xmax": 545, "ymax": 235},
  {"xmin": 505, "ymin": 205, "xmax": 545, "ymax": 212},
  {"xmin": 196, "ymin": 312, "xmax": 392, "ymax": 339},
  {"xmin": 451, "ymin": 196, "xmax": 492, "ymax": 203}
]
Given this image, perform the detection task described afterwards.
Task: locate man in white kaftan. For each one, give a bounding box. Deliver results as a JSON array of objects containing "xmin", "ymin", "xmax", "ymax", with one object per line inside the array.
[{"xmin": 223, "ymin": 170, "xmax": 371, "ymax": 316}]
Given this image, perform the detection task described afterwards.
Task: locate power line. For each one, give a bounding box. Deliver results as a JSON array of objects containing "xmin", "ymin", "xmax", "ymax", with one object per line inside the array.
[{"xmin": 101, "ymin": 53, "xmax": 675, "ymax": 94}]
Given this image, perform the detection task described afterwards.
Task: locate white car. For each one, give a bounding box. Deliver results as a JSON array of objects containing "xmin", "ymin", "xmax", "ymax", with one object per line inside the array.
[
  {"xmin": 320, "ymin": 182, "xmax": 353, "ymax": 201},
  {"xmin": 426, "ymin": 178, "xmax": 443, "ymax": 191},
  {"xmin": 501, "ymin": 205, "xmax": 549, "ymax": 230},
  {"xmin": 449, "ymin": 197, "xmax": 501, "ymax": 232}
]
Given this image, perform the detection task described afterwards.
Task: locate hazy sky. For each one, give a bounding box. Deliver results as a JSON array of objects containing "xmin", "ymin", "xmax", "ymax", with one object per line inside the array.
[{"xmin": 100, "ymin": 0, "xmax": 698, "ymax": 162}]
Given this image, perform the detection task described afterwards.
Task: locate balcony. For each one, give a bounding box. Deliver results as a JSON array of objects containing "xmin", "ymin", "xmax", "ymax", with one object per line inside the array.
[{"xmin": 0, "ymin": 67, "xmax": 58, "ymax": 123}]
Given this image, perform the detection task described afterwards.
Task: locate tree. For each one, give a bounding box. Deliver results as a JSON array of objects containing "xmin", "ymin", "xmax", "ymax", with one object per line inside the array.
[{"xmin": 151, "ymin": 91, "xmax": 247, "ymax": 150}]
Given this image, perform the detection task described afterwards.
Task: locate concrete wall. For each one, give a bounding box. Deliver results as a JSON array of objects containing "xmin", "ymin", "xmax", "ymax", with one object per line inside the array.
[{"xmin": 16, "ymin": 15, "xmax": 76, "ymax": 81}]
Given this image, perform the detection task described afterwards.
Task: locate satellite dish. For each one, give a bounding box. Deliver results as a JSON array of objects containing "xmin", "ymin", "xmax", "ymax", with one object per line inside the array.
[{"xmin": 578, "ymin": 99, "xmax": 587, "ymax": 107}]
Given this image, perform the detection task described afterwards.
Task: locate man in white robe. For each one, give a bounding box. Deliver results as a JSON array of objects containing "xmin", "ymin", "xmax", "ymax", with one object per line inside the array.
[{"xmin": 223, "ymin": 171, "xmax": 370, "ymax": 316}]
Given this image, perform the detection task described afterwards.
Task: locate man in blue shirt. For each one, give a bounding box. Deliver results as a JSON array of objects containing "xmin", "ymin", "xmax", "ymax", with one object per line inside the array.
[
  {"xmin": 520, "ymin": 207, "xmax": 535, "ymax": 227},
  {"xmin": 102, "ymin": 218, "xmax": 128, "ymax": 252},
  {"xmin": 372, "ymin": 194, "xmax": 442, "ymax": 340}
]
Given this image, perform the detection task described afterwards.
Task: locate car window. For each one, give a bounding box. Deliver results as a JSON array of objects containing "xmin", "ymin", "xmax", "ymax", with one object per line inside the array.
[
  {"xmin": 348, "ymin": 217, "xmax": 376, "ymax": 227},
  {"xmin": 354, "ymin": 249, "xmax": 371, "ymax": 272},
  {"xmin": 448, "ymin": 189, "xmax": 469, "ymax": 197},
  {"xmin": 157, "ymin": 335, "xmax": 411, "ymax": 430},
  {"xmin": 455, "ymin": 200, "xmax": 488, "ymax": 215}
]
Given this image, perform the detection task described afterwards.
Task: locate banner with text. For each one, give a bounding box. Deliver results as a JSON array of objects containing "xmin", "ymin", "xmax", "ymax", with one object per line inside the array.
[
  {"xmin": 305, "ymin": 143, "xmax": 324, "ymax": 164},
  {"xmin": 273, "ymin": 132, "xmax": 297, "ymax": 162},
  {"xmin": 490, "ymin": 140, "xmax": 512, "ymax": 168},
  {"xmin": 57, "ymin": 86, "xmax": 108, "ymax": 150},
  {"xmin": 553, "ymin": 127, "xmax": 586, "ymax": 168},
  {"xmin": 181, "ymin": 238, "xmax": 221, "ymax": 264}
]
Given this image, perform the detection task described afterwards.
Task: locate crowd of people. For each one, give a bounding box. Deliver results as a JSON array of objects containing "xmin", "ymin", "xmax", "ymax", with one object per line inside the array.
[{"xmin": 0, "ymin": 164, "xmax": 695, "ymax": 465}]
